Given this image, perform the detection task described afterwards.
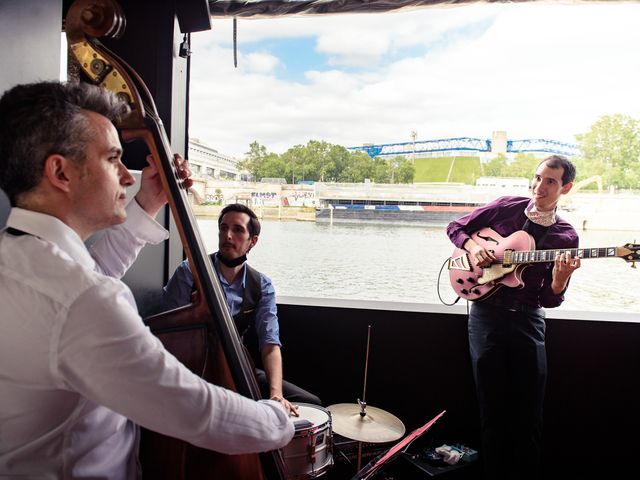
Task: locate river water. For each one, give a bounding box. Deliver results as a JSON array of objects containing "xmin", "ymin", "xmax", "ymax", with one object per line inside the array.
[{"xmin": 197, "ymin": 218, "xmax": 640, "ymax": 314}]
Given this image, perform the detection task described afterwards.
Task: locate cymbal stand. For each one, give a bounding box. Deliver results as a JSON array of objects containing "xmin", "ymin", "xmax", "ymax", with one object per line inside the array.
[{"xmin": 356, "ymin": 325, "xmax": 372, "ymax": 471}]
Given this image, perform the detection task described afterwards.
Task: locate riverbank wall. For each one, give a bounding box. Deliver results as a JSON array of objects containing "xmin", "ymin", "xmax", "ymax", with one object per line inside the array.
[
  {"xmin": 193, "ymin": 204, "xmax": 316, "ymax": 221},
  {"xmin": 188, "ymin": 178, "xmax": 640, "ymax": 231}
]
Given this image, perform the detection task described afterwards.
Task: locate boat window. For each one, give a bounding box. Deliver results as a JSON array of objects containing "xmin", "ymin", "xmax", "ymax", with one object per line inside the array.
[{"xmin": 189, "ymin": 3, "xmax": 640, "ymax": 315}]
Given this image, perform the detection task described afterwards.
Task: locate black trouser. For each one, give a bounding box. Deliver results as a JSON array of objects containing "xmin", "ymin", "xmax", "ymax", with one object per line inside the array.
[
  {"xmin": 255, "ymin": 368, "xmax": 322, "ymax": 406},
  {"xmin": 469, "ymin": 301, "xmax": 547, "ymax": 480}
]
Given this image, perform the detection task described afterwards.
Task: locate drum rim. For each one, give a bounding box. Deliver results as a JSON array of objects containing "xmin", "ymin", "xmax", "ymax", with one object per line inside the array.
[
  {"xmin": 293, "ymin": 423, "xmax": 330, "ymax": 436},
  {"xmin": 293, "ymin": 403, "xmax": 331, "ymax": 432},
  {"xmin": 284, "ymin": 404, "xmax": 335, "ymax": 478}
]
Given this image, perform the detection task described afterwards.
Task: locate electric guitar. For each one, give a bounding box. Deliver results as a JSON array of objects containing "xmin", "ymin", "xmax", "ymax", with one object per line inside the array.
[{"xmin": 448, "ymin": 228, "xmax": 639, "ymax": 301}]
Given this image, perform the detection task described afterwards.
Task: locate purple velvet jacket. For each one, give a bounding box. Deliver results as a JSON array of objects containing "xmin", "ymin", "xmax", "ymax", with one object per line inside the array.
[{"xmin": 446, "ymin": 196, "xmax": 579, "ymax": 308}]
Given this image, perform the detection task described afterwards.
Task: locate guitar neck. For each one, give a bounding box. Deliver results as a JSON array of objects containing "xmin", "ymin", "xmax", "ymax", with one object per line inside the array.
[{"xmin": 509, "ymin": 246, "xmax": 621, "ymax": 265}]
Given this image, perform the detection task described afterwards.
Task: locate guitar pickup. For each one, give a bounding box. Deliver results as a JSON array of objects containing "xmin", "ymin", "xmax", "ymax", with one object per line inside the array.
[{"xmin": 503, "ymin": 249, "xmax": 514, "ymax": 267}]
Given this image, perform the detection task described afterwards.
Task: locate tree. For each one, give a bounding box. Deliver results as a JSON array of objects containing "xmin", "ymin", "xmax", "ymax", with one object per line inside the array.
[
  {"xmin": 326, "ymin": 145, "xmax": 351, "ymax": 181},
  {"xmin": 237, "ymin": 141, "xmax": 270, "ymax": 180},
  {"xmin": 340, "ymin": 151, "xmax": 374, "ymax": 182},
  {"xmin": 235, "ymin": 139, "xmax": 409, "ymax": 185},
  {"xmin": 504, "ymin": 152, "xmax": 538, "ymax": 179},
  {"xmin": 280, "ymin": 145, "xmax": 306, "ymax": 183},
  {"xmin": 575, "ymin": 114, "xmax": 640, "ymax": 189},
  {"xmin": 391, "ymin": 156, "xmax": 415, "ymax": 183},
  {"xmin": 303, "ymin": 140, "xmax": 332, "ymax": 182},
  {"xmin": 256, "ymin": 153, "xmax": 286, "ymax": 181},
  {"xmin": 483, "ymin": 154, "xmax": 508, "ymax": 177},
  {"xmin": 278, "ymin": 140, "xmax": 351, "ymax": 183},
  {"xmin": 372, "ymin": 157, "xmax": 391, "ymax": 183}
]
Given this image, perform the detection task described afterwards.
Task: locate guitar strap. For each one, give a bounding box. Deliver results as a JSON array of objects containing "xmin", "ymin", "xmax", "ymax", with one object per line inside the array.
[{"xmin": 522, "ymin": 218, "xmax": 551, "ymax": 249}]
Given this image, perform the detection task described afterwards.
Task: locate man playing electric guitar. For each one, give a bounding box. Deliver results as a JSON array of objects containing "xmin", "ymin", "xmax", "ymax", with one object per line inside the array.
[{"xmin": 446, "ymin": 155, "xmax": 581, "ymax": 480}]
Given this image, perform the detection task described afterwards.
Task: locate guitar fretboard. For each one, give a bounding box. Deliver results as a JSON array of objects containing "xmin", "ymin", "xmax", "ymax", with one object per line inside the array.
[{"xmin": 508, "ymin": 247, "xmax": 618, "ymax": 264}]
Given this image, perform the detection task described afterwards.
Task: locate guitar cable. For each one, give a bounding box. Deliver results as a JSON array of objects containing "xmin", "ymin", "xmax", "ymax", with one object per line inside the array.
[{"xmin": 437, "ymin": 257, "xmax": 461, "ymax": 306}]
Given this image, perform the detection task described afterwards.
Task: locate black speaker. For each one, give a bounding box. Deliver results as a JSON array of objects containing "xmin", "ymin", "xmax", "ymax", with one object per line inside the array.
[{"xmin": 176, "ymin": 0, "xmax": 211, "ymax": 33}]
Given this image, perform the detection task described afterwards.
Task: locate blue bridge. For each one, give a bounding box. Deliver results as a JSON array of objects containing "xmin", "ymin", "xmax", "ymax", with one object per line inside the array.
[{"xmin": 349, "ymin": 137, "xmax": 579, "ymax": 158}]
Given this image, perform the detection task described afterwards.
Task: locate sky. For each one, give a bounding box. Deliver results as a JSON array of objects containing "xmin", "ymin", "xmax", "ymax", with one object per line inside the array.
[{"xmin": 187, "ymin": 3, "xmax": 640, "ymax": 158}]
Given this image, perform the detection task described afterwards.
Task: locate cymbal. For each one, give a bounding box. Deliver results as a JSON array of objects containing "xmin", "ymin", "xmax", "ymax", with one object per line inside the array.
[{"xmin": 327, "ymin": 403, "xmax": 405, "ymax": 443}]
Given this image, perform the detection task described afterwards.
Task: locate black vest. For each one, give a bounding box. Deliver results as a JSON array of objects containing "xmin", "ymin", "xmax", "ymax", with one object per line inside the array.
[{"xmin": 210, "ymin": 253, "xmax": 263, "ymax": 365}]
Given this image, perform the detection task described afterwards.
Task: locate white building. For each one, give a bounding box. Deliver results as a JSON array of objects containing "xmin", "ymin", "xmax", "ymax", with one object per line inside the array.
[
  {"xmin": 476, "ymin": 176, "xmax": 530, "ymax": 191},
  {"xmin": 188, "ymin": 138, "xmax": 243, "ymax": 180}
]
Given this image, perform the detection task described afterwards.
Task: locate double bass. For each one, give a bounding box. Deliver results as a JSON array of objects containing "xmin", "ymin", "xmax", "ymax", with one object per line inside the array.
[{"xmin": 65, "ymin": 1, "xmax": 288, "ymax": 478}]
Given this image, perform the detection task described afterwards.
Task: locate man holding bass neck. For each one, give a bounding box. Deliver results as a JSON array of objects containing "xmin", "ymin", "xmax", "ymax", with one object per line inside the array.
[
  {"xmin": 446, "ymin": 155, "xmax": 581, "ymax": 480},
  {"xmin": 0, "ymin": 81, "xmax": 294, "ymax": 478}
]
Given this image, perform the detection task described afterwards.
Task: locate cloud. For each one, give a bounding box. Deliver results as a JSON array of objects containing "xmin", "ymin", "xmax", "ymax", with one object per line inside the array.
[
  {"xmin": 243, "ymin": 51, "xmax": 281, "ymax": 74},
  {"xmin": 189, "ymin": 4, "xmax": 640, "ymax": 158},
  {"xmin": 316, "ymin": 29, "xmax": 391, "ymax": 67}
]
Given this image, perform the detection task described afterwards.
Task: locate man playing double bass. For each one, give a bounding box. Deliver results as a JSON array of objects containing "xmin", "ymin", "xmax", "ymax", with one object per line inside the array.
[
  {"xmin": 0, "ymin": 81, "xmax": 294, "ymax": 478},
  {"xmin": 446, "ymin": 155, "xmax": 581, "ymax": 480}
]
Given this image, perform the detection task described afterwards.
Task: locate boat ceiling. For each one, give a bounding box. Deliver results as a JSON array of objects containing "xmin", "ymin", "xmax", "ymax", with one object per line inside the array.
[{"xmin": 207, "ymin": 0, "xmax": 617, "ymax": 18}]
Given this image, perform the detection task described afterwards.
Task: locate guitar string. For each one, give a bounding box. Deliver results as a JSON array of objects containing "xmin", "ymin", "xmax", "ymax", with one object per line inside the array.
[{"xmin": 477, "ymin": 248, "xmax": 614, "ymax": 264}]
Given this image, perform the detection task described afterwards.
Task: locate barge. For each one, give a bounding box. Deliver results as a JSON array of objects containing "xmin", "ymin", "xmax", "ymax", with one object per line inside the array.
[
  {"xmin": 315, "ymin": 181, "xmax": 528, "ymax": 226},
  {"xmin": 316, "ymin": 202, "xmax": 480, "ymax": 226}
]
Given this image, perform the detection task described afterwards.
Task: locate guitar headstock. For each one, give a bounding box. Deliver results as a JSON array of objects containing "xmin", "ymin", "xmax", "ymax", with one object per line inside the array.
[{"xmin": 616, "ymin": 243, "xmax": 640, "ymax": 267}]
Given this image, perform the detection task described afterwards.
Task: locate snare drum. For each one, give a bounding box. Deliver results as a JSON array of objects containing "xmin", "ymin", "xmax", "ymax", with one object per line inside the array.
[{"xmin": 282, "ymin": 403, "xmax": 333, "ymax": 479}]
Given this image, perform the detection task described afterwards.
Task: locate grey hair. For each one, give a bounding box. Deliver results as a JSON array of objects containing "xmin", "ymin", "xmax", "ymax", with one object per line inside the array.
[{"xmin": 0, "ymin": 81, "xmax": 130, "ymax": 205}]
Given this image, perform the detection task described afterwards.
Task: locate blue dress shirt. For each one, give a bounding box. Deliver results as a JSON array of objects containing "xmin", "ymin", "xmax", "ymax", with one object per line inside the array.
[{"xmin": 162, "ymin": 255, "xmax": 281, "ymax": 349}]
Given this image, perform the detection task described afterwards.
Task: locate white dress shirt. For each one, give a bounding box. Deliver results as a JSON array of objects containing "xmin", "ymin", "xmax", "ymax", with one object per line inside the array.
[{"xmin": 0, "ymin": 201, "xmax": 294, "ymax": 479}]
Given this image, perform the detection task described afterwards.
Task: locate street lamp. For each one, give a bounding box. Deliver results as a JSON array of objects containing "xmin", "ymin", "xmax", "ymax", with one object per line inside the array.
[{"xmin": 410, "ymin": 130, "xmax": 417, "ymax": 161}]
